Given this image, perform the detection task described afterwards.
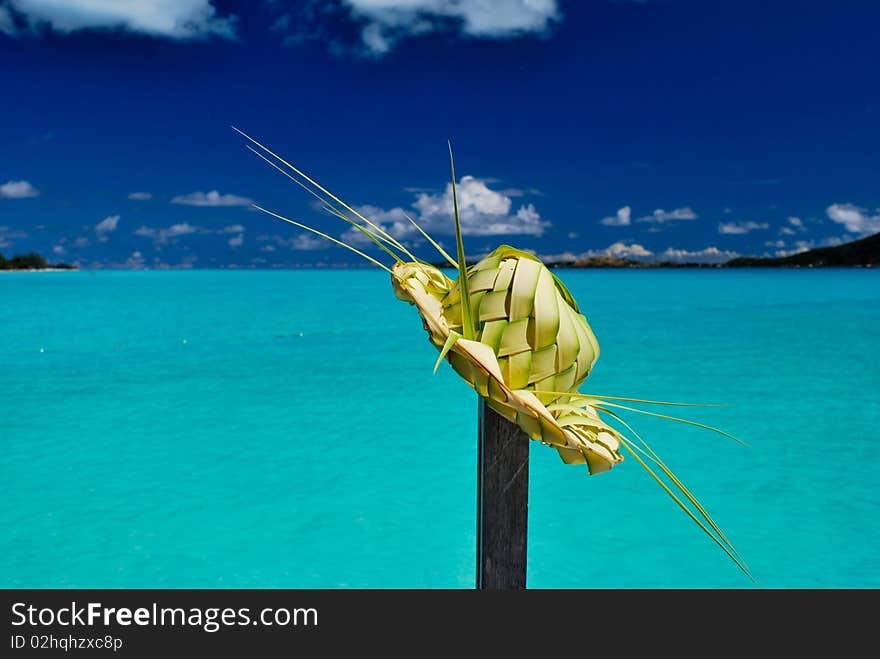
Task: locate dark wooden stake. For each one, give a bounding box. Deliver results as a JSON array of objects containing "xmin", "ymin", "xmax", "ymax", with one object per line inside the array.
[{"xmin": 476, "ymin": 398, "xmax": 530, "ymax": 590}]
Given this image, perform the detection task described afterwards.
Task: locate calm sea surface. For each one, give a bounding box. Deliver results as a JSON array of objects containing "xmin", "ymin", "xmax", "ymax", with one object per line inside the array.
[{"xmin": 2, "ymin": 269, "xmax": 878, "ymax": 587}]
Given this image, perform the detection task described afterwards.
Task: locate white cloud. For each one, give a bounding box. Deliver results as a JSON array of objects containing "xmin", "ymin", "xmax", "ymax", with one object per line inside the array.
[
  {"xmin": 0, "ymin": 225, "xmax": 27, "ymax": 242},
  {"xmin": 717, "ymin": 221, "xmax": 769, "ymax": 235},
  {"xmin": 342, "ymin": 175, "xmax": 548, "ymax": 246},
  {"xmin": 414, "ymin": 177, "xmax": 526, "ymax": 232},
  {"xmin": 774, "ymin": 241, "xmax": 813, "ymax": 257},
  {"xmin": 826, "ymin": 203, "xmax": 880, "ymax": 235},
  {"xmin": 171, "ymin": 190, "xmax": 253, "ymax": 207},
  {"xmin": 778, "ymin": 216, "xmax": 806, "ymax": 236},
  {"xmin": 823, "ymin": 235, "xmax": 846, "ymax": 247},
  {"xmin": 361, "ymin": 21, "xmax": 391, "ymax": 54},
  {"xmin": 125, "ymin": 250, "xmax": 145, "ymax": 269},
  {"xmin": 537, "ymin": 250, "xmax": 577, "ymax": 262},
  {"xmin": 73, "ymin": 236, "xmax": 89, "ymax": 247},
  {"xmin": 1, "ymin": 0, "xmax": 235, "ymax": 39},
  {"xmin": 658, "ymin": 246, "xmax": 739, "ymax": 264},
  {"xmin": 540, "ymin": 242, "xmax": 653, "ymax": 263},
  {"xmin": 219, "ymin": 224, "xmax": 245, "ymax": 234},
  {"xmin": 496, "ymin": 186, "xmax": 530, "ymax": 198},
  {"xmin": 0, "ymin": 225, "xmax": 26, "ymax": 249},
  {"xmin": 603, "ymin": 241, "xmax": 652, "ymax": 259},
  {"xmin": 339, "ymin": 0, "xmax": 559, "ymax": 55},
  {"xmin": 52, "ymin": 244, "xmax": 65, "ymax": 255},
  {"xmin": 291, "ymin": 234, "xmax": 326, "ymax": 251},
  {"xmin": 134, "ymin": 222, "xmax": 247, "ymax": 246},
  {"xmin": 0, "ymin": 6, "xmax": 13, "ymax": 33},
  {"xmin": 0, "ymin": 227, "xmax": 20, "ymax": 248},
  {"xmin": 135, "ymin": 222, "xmax": 204, "ymax": 244},
  {"xmin": 0, "ymin": 179, "xmax": 40, "ymax": 199},
  {"xmin": 636, "ymin": 207, "xmax": 698, "ymax": 224},
  {"xmin": 600, "ymin": 206, "xmax": 631, "ymax": 227},
  {"xmin": 773, "ymin": 235, "xmax": 848, "ymax": 257},
  {"xmin": 128, "ymin": 191, "xmax": 152, "ymax": 200},
  {"xmin": 95, "ymin": 214, "xmax": 120, "ymax": 241},
  {"xmin": 540, "ymin": 242, "xmax": 734, "ymax": 264},
  {"xmin": 255, "ymin": 232, "xmax": 327, "ymax": 251}
]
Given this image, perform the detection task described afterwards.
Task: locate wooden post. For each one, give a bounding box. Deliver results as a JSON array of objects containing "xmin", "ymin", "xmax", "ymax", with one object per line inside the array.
[{"xmin": 476, "ymin": 398, "xmax": 530, "ymax": 590}]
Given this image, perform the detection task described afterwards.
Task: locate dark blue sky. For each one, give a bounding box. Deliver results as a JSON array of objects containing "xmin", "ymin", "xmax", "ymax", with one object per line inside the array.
[{"xmin": 1, "ymin": 0, "xmax": 878, "ymax": 267}]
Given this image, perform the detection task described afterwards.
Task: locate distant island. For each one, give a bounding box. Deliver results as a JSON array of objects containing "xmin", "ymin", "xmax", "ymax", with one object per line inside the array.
[
  {"xmin": 0, "ymin": 252, "xmax": 76, "ymax": 271},
  {"xmin": 546, "ymin": 231, "xmax": 879, "ymax": 269},
  {"xmin": 725, "ymin": 231, "xmax": 879, "ymax": 267}
]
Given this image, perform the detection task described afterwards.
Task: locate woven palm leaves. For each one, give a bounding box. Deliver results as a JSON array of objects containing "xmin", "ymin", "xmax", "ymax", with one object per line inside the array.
[
  {"xmin": 393, "ymin": 248, "xmax": 623, "ymax": 474},
  {"xmin": 237, "ymin": 127, "xmax": 751, "ymax": 579}
]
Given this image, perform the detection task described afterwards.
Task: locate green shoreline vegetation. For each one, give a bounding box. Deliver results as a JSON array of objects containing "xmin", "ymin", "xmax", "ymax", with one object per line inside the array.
[{"xmin": 0, "ymin": 252, "xmax": 76, "ymax": 271}]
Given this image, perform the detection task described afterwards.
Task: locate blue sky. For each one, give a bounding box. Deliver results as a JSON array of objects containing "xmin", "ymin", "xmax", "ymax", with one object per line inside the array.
[{"xmin": 1, "ymin": 0, "xmax": 878, "ymax": 267}]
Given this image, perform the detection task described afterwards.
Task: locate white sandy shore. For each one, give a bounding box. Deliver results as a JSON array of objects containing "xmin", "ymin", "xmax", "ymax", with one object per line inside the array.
[{"xmin": 0, "ymin": 268, "xmax": 78, "ymax": 273}]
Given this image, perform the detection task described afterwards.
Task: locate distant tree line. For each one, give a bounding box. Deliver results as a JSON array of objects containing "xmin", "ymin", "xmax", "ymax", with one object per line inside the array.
[{"xmin": 0, "ymin": 252, "xmax": 76, "ymax": 270}]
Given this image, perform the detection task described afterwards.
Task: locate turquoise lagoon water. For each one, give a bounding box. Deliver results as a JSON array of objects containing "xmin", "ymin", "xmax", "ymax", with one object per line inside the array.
[{"xmin": 1, "ymin": 268, "xmax": 878, "ymax": 588}]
